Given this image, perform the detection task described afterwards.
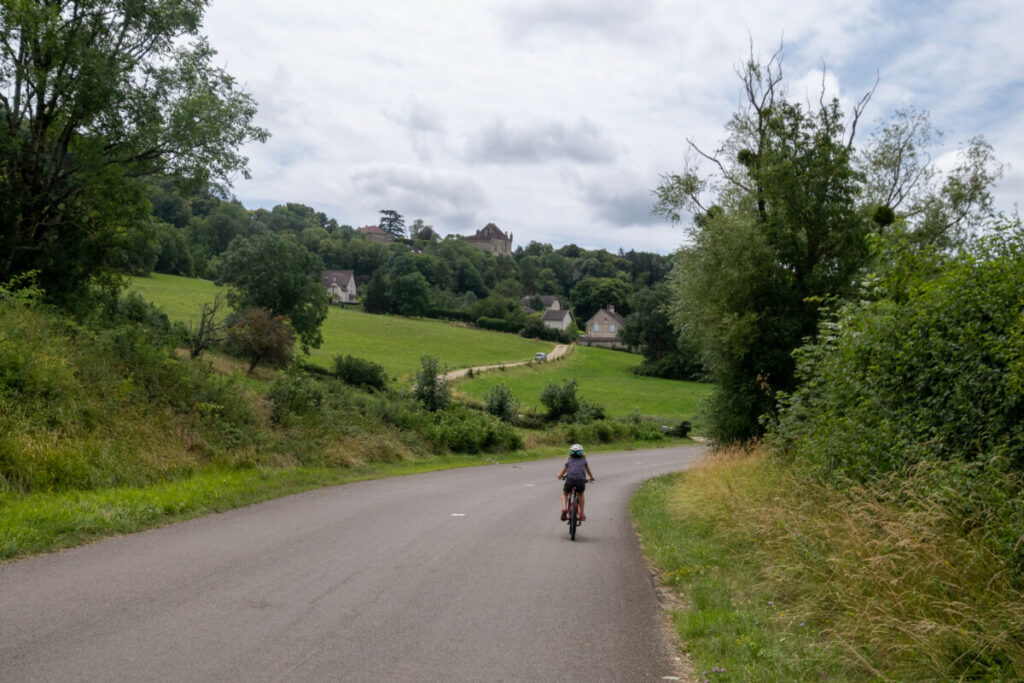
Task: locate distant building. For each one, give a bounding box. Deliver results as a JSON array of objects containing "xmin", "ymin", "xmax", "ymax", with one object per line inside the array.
[
  {"xmin": 465, "ymin": 223, "xmax": 512, "ymax": 256},
  {"xmin": 321, "ymin": 269, "xmax": 357, "ymax": 303},
  {"xmin": 521, "ymin": 295, "xmax": 562, "ymax": 314},
  {"xmin": 541, "ymin": 309, "xmax": 573, "ymax": 331},
  {"xmin": 580, "ymin": 306, "xmax": 627, "ymax": 349},
  {"xmin": 357, "ymin": 225, "xmax": 394, "ymax": 243}
]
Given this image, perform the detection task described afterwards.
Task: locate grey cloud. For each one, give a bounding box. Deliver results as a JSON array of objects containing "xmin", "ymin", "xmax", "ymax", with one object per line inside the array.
[
  {"xmin": 584, "ymin": 183, "xmax": 662, "ymax": 227},
  {"xmin": 386, "ymin": 101, "xmax": 446, "ymax": 134},
  {"xmin": 500, "ymin": 0, "xmax": 655, "ymax": 41},
  {"xmin": 350, "ymin": 165, "xmax": 485, "ymax": 228},
  {"xmin": 466, "ymin": 118, "xmax": 617, "ymax": 165},
  {"xmin": 385, "ymin": 101, "xmax": 447, "ymax": 162}
]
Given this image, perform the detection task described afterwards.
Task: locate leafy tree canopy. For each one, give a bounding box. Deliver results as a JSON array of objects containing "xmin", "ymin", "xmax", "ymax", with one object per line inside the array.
[
  {"xmin": 0, "ymin": 0, "xmax": 268, "ymax": 298},
  {"xmin": 378, "ymin": 209, "xmax": 405, "ymax": 238},
  {"xmin": 570, "ymin": 276, "xmax": 631, "ymax": 323},
  {"xmin": 655, "ymin": 44, "xmax": 1004, "ymax": 442},
  {"xmin": 213, "ymin": 233, "xmax": 327, "ymax": 353}
]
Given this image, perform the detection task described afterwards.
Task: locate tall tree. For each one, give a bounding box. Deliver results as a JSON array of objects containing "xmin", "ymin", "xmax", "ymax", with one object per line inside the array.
[
  {"xmin": 570, "ymin": 276, "xmax": 631, "ymax": 323},
  {"xmin": 0, "ymin": 0, "xmax": 268, "ymax": 298},
  {"xmin": 378, "ymin": 209, "xmax": 405, "ymax": 238},
  {"xmin": 656, "ymin": 46, "xmax": 1003, "ymax": 442},
  {"xmin": 214, "ymin": 233, "xmax": 328, "ymax": 353},
  {"xmin": 655, "ymin": 46, "xmax": 872, "ymax": 441},
  {"xmin": 620, "ymin": 284, "xmax": 702, "ymax": 380}
]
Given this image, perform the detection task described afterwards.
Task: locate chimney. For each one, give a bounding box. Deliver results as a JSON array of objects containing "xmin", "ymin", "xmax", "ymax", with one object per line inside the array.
[{"xmin": 608, "ymin": 305, "xmax": 615, "ymax": 314}]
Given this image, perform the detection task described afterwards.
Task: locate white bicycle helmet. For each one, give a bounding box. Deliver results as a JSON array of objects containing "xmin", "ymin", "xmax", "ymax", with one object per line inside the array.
[{"xmin": 569, "ymin": 443, "xmax": 584, "ymax": 456}]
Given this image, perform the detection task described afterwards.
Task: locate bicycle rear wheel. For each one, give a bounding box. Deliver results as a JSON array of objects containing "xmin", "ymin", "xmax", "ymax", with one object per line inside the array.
[{"xmin": 568, "ymin": 490, "xmax": 578, "ymax": 540}]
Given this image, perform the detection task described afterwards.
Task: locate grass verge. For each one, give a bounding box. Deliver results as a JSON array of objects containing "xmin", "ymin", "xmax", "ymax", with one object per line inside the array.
[{"xmin": 630, "ymin": 444, "xmax": 1024, "ymax": 681}]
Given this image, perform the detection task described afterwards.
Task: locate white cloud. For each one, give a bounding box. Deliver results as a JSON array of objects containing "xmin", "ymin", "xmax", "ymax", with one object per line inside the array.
[{"xmin": 201, "ymin": 0, "xmax": 1022, "ymax": 253}]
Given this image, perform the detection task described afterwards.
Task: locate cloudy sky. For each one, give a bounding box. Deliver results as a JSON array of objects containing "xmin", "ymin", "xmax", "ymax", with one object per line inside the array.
[{"xmin": 201, "ymin": 0, "xmax": 1023, "ymax": 254}]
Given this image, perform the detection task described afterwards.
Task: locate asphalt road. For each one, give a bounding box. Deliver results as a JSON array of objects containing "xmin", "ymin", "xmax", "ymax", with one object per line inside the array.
[{"xmin": 1, "ymin": 445, "xmax": 704, "ymax": 682}]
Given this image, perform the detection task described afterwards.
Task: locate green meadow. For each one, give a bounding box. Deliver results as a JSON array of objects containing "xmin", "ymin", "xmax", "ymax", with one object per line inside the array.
[
  {"xmin": 453, "ymin": 345, "xmax": 710, "ymax": 424},
  {"xmin": 129, "ymin": 273, "xmax": 710, "ymax": 422},
  {"xmin": 129, "ymin": 274, "xmax": 553, "ymax": 381}
]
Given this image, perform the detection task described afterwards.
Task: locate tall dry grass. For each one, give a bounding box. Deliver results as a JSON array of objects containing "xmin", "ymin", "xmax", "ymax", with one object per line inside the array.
[{"xmin": 668, "ymin": 444, "xmax": 1024, "ymax": 679}]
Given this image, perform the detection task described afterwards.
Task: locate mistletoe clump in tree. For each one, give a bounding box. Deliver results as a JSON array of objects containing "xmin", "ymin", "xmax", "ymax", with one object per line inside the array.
[{"xmin": 654, "ymin": 44, "xmax": 1002, "ymax": 442}]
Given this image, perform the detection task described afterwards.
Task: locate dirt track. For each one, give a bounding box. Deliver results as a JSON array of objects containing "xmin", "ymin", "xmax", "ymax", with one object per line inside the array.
[{"xmin": 439, "ymin": 343, "xmax": 570, "ymax": 382}]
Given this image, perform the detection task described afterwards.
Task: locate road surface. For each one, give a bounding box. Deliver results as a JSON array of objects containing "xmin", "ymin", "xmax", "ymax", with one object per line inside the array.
[{"xmin": 1, "ymin": 445, "xmax": 704, "ymax": 682}]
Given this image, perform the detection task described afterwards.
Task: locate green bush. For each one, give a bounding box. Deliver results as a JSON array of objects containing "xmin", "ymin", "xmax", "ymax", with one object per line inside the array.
[
  {"xmin": 332, "ymin": 354, "xmax": 388, "ymax": 391},
  {"xmin": 476, "ymin": 316, "xmax": 522, "ymax": 333},
  {"xmin": 540, "ymin": 378, "xmax": 580, "ymax": 422},
  {"xmin": 667, "ymin": 420, "xmax": 692, "ymax": 438},
  {"xmin": 426, "ymin": 405, "xmax": 522, "ymax": 453},
  {"xmin": 224, "ymin": 308, "xmax": 294, "ymax": 373},
  {"xmin": 483, "ymin": 382, "xmax": 520, "ymax": 423},
  {"xmin": 520, "ymin": 317, "xmax": 575, "ymax": 343},
  {"xmin": 268, "ymin": 369, "xmax": 325, "ymax": 424},
  {"xmin": 770, "ymin": 227, "xmax": 1024, "ymax": 571},
  {"xmin": 413, "ymin": 354, "xmax": 450, "ymax": 412},
  {"xmin": 539, "ymin": 378, "xmax": 606, "ymax": 424},
  {"xmin": 773, "ymin": 228, "xmax": 1024, "ymax": 479}
]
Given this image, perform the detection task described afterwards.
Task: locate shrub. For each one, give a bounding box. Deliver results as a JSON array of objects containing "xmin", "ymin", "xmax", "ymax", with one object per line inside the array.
[
  {"xmin": 425, "ymin": 308, "xmax": 475, "ymax": 323},
  {"xmin": 425, "ymin": 405, "xmax": 522, "ymax": 453},
  {"xmin": 224, "ymin": 308, "xmax": 294, "ymax": 373},
  {"xmin": 540, "ymin": 378, "xmax": 580, "ymax": 422},
  {"xmin": 268, "ymin": 369, "xmax": 325, "ymax": 424},
  {"xmin": 668, "ymin": 420, "xmax": 692, "ymax": 438},
  {"xmin": 332, "ymin": 354, "xmax": 388, "ymax": 391},
  {"xmin": 576, "ymin": 399, "xmax": 605, "ymax": 423},
  {"xmin": 772, "ymin": 228, "xmax": 1024, "ymax": 480},
  {"xmin": 476, "ymin": 316, "xmax": 522, "ymax": 333},
  {"xmin": 412, "ymin": 354, "xmax": 450, "ymax": 412},
  {"xmin": 483, "ymin": 382, "xmax": 520, "ymax": 424},
  {"xmin": 539, "ymin": 378, "xmax": 605, "ymax": 423},
  {"xmin": 520, "ymin": 316, "xmax": 575, "ymax": 343}
]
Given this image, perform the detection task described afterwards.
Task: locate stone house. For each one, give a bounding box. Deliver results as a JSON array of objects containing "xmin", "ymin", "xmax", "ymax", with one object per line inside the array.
[
  {"xmin": 581, "ymin": 306, "xmax": 627, "ymax": 349},
  {"xmin": 321, "ymin": 269, "xmax": 357, "ymax": 303},
  {"xmin": 357, "ymin": 225, "xmax": 395, "ymax": 243},
  {"xmin": 465, "ymin": 223, "xmax": 512, "ymax": 256}
]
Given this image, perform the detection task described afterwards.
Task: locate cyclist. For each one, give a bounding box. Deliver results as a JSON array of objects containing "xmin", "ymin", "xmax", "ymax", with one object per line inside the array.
[{"xmin": 557, "ymin": 443, "xmax": 595, "ymax": 521}]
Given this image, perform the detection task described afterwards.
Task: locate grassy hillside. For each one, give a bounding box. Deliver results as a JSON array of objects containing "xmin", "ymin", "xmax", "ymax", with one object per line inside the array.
[
  {"xmin": 130, "ymin": 274, "xmax": 554, "ymax": 381},
  {"xmin": 130, "ymin": 273, "xmax": 711, "ymax": 424},
  {"xmin": 454, "ymin": 345, "xmax": 710, "ymax": 425}
]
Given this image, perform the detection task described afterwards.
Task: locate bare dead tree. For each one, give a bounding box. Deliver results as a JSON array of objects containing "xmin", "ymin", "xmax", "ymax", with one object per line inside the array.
[{"xmin": 189, "ymin": 291, "xmax": 227, "ymax": 359}]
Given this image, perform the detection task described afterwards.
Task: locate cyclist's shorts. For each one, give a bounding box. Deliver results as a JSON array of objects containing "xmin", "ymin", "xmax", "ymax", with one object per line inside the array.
[{"xmin": 563, "ymin": 478, "xmax": 586, "ymax": 494}]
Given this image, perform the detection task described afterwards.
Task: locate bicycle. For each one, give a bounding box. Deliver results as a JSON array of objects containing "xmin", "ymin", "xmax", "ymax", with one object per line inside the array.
[{"xmin": 560, "ymin": 476, "xmax": 592, "ymax": 541}]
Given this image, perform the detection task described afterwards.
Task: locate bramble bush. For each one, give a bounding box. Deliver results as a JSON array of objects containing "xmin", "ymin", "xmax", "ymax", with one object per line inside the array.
[
  {"xmin": 772, "ymin": 228, "xmax": 1024, "ymax": 477},
  {"xmin": 332, "ymin": 354, "xmax": 388, "ymax": 391},
  {"xmin": 425, "ymin": 405, "xmax": 522, "ymax": 453},
  {"xmin": 770, "ymin": 226, "xmax": 1024, "ymax": 570}
]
